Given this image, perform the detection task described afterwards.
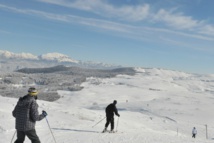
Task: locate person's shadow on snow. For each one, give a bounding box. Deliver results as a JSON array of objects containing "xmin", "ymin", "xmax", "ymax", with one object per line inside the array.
[{"xmin": 52, "ymin": 128, "xmax": 99, "ymax": 133}]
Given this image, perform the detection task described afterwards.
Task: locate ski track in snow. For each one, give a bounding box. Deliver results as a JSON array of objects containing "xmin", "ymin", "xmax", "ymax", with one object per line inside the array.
[{"xmin": 1, "ymin": 68, "xmax": 214, "ymax": 143}]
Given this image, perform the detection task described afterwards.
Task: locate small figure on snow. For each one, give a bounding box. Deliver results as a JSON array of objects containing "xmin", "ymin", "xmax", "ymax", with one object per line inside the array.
[
  {"xmin": 103, "ymin": 100, "xmax": 120, "ymax": 133},
  {"xmin": 12, "ymin": 87, "xmax": 48, "ymax": 143},
  {"xmin": 192, "ymin": 127, "xmax": 197, "ymax": 138}
]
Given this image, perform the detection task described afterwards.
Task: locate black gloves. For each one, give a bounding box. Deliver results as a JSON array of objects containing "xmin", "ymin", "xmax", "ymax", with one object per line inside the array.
[
  {"xmin": 42, "ymin": 110, "xmax": 48, "ymax": 117},
  {"xmin": 117, "ymin": 114, "xmax": 120, "ymax": 117}
]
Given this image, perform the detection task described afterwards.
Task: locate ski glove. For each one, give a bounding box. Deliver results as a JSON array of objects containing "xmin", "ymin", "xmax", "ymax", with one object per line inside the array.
[
  {"xmin": 42, "ymin": 110, "xmax": 48, "ymax": 117},
  {"xmin": 117, "ymin": 114, "xmax": 120, "ymax": 117}
]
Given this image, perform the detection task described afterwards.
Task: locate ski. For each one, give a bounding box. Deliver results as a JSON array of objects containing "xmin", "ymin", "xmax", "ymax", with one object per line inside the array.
[{"xmin": 101, "ymin": 130, "xmax": 120, "ymax": 133}]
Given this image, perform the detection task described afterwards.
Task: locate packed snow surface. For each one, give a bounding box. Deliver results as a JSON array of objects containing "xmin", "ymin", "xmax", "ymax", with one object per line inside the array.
[{"xmin": 1, "ymin": 68, "xmax": 214, "ymax": 143}]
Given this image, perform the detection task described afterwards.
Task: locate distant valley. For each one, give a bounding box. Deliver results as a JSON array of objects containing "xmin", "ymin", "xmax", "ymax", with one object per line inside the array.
[{"xmin": 0, "ymin": 50, "xmax": 135, "ymax": 101}]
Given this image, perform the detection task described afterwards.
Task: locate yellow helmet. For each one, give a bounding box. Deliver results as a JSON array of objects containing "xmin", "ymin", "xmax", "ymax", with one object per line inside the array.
[{"xmin": 28, "ymin": 87, "xmax": 38, "ymax": 96}]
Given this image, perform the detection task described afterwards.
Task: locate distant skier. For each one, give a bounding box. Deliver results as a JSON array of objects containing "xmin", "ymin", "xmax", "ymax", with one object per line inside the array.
[
  {"xmin": 192, "ymin": 127, "xmax": 197, "ymax": 138},
  {"xmin": 12, "ymin": 87, "xmax": 47, "ymax": 143},
  {"xmin": 103, "ymin": 100, "xmax": 120, "ymax": 133}
]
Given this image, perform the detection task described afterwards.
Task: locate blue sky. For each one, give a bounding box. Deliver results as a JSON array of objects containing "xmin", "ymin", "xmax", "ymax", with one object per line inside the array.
[{"xmin": 0, "ymin": 0, "xmax": 214, "ymax": 74}]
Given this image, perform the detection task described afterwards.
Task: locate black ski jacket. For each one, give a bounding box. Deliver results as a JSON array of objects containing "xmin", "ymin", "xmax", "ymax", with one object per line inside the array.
[{"xmin": 105, "ymin": 103, "xmax": 119, "ymax": 118}]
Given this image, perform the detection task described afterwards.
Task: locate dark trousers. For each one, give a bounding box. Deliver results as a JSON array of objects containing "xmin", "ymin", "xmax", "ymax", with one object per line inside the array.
[
  {"xmin": 192, "ymin": 134, "xmax": 196, "ymax": 138},
  {"xmin": 14, "ymin": 129, "xmax": 41, "ymax": 143},
  {"xmin": 105, "ymin": 116, "xmax": 114, "ymax": 130}
]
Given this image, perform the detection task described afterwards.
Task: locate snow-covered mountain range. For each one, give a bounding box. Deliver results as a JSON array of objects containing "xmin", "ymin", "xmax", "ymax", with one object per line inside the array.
[
  {"xmin": 0, "ymin": 50, "xmax": 120, "ymax": 72},
  {"xmin": 0, "ymin": 50, "xmax": 78, "ymax": 63},
  {"xmin": 0, "ymin": 50, "xmax": 38, "ymax": 60}
]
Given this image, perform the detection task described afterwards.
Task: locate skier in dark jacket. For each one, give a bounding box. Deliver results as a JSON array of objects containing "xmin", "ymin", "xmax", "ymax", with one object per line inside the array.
[
  {"xmin": 192, "ymin": 127, "xmax": 197, "ymax": 138},
  {"xmin": 103, "ymin": 100, "xmax": 120, "ymax": 133},
  {"xmin": 12, "ymin": 87, "xmax": 47, "ymax": 143}
]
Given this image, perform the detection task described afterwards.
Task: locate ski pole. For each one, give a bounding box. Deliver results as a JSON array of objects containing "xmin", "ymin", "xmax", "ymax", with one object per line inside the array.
[
  {"xmin": 45, "ymin": 117, "xmax": 57, "ymax": 143},
  {"xmin": 116, "ymin": 117, "xmax": 120, "ymax": 131},
  {"xmin": 92, "ymin": 117, "xmax": 106, "ymax": 128},
  {"xmin": 10, "ymin": 130, "xmax": 16, "ymax": 143}
]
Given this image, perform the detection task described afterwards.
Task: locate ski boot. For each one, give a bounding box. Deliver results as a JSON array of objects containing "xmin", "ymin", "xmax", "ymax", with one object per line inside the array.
[
  {"xmin": 102, "ymin": 127, "xmax": 107, "ymax": 133},
  {"xmin": 109, "ymin": 129, "xmax": 115, "ymax": 133}
]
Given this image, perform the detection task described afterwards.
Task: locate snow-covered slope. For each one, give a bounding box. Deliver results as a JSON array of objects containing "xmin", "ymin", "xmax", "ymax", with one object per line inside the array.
[{"xmin": 1, "ymin": 67, "xmax": 214, "ymax": 143}]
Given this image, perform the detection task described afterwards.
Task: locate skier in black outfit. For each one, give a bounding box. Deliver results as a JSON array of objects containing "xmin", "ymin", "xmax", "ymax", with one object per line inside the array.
[{"xmin": 103, "ymin": 100, "xmax": 120, "ymax": 132}]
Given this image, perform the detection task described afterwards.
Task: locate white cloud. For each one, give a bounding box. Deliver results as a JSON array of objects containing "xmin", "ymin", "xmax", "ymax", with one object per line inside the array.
[
  {"xmin": 153, "ymin": 9, "xmax": 200, "ymax": 30},
  {"xmin": 37, "ymin": 0, "xmax": 150, "ymax": 21},
  {"xmin": 36, "ymin": 0, "xmax": 214, "ymax": 37},
  {"xmin": 198, "ymin": 25, "xmax": 214, "ymax": 36},
  {"xmin": 150, "ymin": 7, "xmax": 214, "ymax": 37},
  {"xmin": 1, "ymin": 2, "xmax": 214, "ymax": 47},
  {"xmin": 113, "ymin": 4, "xmax": 150, "ymax": 21}
]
